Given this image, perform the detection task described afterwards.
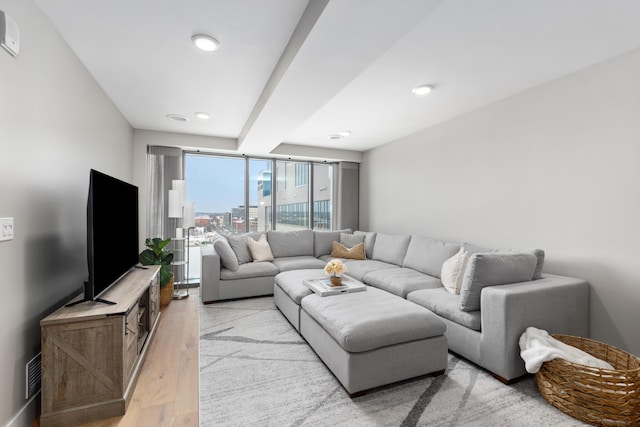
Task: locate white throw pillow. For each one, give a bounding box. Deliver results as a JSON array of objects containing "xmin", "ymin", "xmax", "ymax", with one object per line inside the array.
[
  {"xmin": 248, "ymin": 234, "xmax": 274, "ymax": 262},
  {"xmin": 441, "ymin": 247, "xmax": 469, "ymax": 295}
]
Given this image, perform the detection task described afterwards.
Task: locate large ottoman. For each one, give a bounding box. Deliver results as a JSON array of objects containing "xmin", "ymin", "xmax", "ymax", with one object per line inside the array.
[
  {"xmin": 300, "ymin": 286, "xmax": 448, "ymax": 396},
  {"xmin": 274, "ymin": 269, "xmax": 325, "ymax": 331}
]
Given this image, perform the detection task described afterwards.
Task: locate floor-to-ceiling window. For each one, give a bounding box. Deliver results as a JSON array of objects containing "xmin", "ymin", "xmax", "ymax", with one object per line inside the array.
[
  {"xmin": 183, "ymin": 153, "xmax": 334, "ymax": 281},
  {"xmin": 313, "ymin": 163, "xmax": 333, "ymax": 230},
  {"xmin": 183, "ymin": 154, "xmax": 245, "ymax": 284},
  {"xmin": 276, "ymin": 160, "xmax": 309, "ymax": 230},
  {"xmin": 251, "ymin": 158, "xmax": 273, "ymax": 232}
]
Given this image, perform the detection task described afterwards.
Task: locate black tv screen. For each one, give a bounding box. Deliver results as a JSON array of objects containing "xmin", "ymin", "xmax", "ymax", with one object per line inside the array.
[{"xmin": 84, "ymin": 169, "xmax": 139, "ymax": 304}]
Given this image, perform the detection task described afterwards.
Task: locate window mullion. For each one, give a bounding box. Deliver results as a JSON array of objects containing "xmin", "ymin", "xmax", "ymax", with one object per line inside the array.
[{"xmin": 244, "ymin": 156, "xmax": 249, "ymax": 233}]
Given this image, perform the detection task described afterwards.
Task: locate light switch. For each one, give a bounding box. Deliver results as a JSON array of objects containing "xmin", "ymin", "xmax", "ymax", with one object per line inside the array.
[
  {"xmin": 0, "ymin": 217, "xmax": 13, "ymax": 241},
  {"xmin": 0, "ymin": 11, "xmax": 20, "ymax": 57}
]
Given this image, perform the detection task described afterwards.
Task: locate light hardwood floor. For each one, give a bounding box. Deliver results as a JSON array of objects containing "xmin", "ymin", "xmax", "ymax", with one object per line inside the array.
[{"xmin": 34, "ymin": 291, "xmax": 200, "ymax": 427}]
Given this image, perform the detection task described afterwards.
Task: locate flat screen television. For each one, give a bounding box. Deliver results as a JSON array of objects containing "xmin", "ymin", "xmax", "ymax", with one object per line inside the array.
[{"xmin": 68, "ymin": 169, "xmax": 139, "ymax": 306}]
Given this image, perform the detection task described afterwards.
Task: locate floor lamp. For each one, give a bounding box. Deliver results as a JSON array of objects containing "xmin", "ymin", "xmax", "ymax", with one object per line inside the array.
[
  {"xmin": 168, "ymin": 180, "xmax": 189, "ymax": 299},
  {"xmin": 182, "ymin": 201, "xmax": 196, "ymax": 296}
]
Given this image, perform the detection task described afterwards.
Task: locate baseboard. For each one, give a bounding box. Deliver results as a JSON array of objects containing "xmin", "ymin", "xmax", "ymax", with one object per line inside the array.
[{"xmin": 6, "ymin": 391, "xmax": 40, "ymax": 427}]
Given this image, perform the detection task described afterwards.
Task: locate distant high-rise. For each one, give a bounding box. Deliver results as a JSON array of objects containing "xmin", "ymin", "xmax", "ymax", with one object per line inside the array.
[{"xmin": 258, "ymin": 162, "xmax": 332, "ymax": 232}]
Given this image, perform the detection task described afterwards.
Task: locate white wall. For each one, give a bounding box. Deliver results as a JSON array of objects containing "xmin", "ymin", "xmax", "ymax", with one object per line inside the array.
[
  {"xmin": 361, "ymin": 47, "xmax": 640, "ymax": 356},
  {"xmin": 0, "ymin": 1, "xmax": 133, "ymax": 425}
]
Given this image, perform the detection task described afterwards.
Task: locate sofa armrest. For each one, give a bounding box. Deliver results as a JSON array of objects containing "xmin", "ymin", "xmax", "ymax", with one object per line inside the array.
[
  {"xmin": 200, "ymin": 245, "xmax": 222, "ymax": 303},
  {"xmin": 480, "ymin": 273, "xmax": 589, "ymax": 381}
]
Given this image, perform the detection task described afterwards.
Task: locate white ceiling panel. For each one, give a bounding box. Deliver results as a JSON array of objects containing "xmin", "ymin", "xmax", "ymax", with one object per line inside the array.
[{"xmin": 35, "ymin": 0, "xmax": 640, "ymax": 158}]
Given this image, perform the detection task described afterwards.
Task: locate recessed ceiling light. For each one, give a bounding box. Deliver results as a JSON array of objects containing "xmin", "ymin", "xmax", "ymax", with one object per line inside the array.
[
  {"xmin": 166, "ymin": 114, "xmax": 190, "ymax": 122},
  {"xmin": 191, "ymin": 34, "xmax": 220, "ymax": 52},
  {"xmin": 412, "ymin": 84, "xmax": 433, "ymax": 96},
  {"xmin": 194, "ymin": 112, "xmax": 211, "ymax": 119},
  {"xmin": 328, "ymin": 130, "xmax": 351, "ymax": 140}
]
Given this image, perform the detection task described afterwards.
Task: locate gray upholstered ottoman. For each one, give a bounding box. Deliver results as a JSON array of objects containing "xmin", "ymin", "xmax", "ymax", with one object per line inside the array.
[
  {"xmin": 300, "ymin": 286, "xmax": 448, "ymax": 396},
  {"xmin": 274, "ymin": 269, "xmax": 325, "ymax": 331}
]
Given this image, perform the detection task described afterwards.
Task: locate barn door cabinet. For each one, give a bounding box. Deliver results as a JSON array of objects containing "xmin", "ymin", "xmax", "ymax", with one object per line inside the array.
[{"xmin": 40, "ymin": 266, "xmax": 160, "ymax": 426}]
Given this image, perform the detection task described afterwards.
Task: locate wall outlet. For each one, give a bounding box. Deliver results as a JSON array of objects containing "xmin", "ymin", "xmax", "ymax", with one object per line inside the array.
[{"xmin": 0, "ymin": 217, "xmax": 13, "ymax": 241}]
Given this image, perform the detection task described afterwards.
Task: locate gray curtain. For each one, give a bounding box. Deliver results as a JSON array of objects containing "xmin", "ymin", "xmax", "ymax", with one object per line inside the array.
[{"xmin": 146, "ymin": 146, "xmax": 182, "ymax": 241}]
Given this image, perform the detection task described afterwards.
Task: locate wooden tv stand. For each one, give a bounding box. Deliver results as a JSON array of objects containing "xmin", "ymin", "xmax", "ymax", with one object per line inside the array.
[{"xmin": 40, "ymin": 266, "xmax": 160, "ymax": 427}]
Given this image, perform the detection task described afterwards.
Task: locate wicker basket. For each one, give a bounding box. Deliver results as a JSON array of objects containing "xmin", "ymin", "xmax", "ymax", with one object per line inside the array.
[
  {"xmin": 535, "ymin": 334, "xmax": 640, "ymax": 426},
  {"xmin": 160, "ymin": 274, "xmax": 174, "ymax": 307}
]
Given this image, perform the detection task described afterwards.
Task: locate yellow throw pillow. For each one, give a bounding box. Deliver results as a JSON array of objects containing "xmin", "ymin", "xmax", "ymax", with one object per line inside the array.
[{"xmin": 330, "ymin": 241, "xmax": 366, "ymax": 260}]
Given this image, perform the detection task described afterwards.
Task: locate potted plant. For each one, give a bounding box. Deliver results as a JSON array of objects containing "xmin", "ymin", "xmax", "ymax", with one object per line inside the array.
[
  {"xmin": 324, "ymin": 259, "xmax": 347, "ymax": 286},
  {"xmin": 139, "ymin": 237, "xmax": 174, "ymax": 306}
]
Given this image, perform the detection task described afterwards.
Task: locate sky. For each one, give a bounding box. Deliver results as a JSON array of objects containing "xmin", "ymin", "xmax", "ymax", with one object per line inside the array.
[{"xmin": 184, "ymin": 155, "xmax": 271, "ymax": 213}]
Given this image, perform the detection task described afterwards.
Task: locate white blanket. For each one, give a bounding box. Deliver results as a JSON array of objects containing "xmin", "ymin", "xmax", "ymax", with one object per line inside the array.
[{"xmin": 518, "ymin": 327, "xmax": 613, "ymax": 373}]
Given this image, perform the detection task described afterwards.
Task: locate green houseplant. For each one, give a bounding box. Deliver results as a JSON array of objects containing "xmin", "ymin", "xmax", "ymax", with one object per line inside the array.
[{"xmin": 139, "ymin": 237, "xmax": 174, "ymax": 306}]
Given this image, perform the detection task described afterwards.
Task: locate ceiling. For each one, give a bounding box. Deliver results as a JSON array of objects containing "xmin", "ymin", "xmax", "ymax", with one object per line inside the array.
[{"xmin": 35, "ymin": 0, "xmax": 640, "ymax": 160}]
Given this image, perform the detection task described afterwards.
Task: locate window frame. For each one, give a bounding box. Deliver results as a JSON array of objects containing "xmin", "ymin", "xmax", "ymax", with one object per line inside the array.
[{"xmin": 183, "ymin": 152, "xmax": 336, "ymax": 233}]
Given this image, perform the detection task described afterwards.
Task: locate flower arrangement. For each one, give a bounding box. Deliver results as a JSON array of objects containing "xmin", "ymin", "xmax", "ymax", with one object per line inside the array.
[{"xmin": 324, "ymin": 259, "xmax": 347, "ymax": 279}]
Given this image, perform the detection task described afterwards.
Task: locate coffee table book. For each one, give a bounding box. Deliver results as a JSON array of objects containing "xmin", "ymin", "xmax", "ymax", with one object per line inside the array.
[{"xmin": 303, "ymin": 275, "xmax": 367, "ymax": 296}]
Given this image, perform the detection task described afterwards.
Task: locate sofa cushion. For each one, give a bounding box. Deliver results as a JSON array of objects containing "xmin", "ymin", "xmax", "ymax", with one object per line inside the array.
[
  {"xmin": 463, "ymin": 242, "xmax": 545, "ymax": 280},
  {"xmin": 408, "ymin": 288, "xmax": 481, "ymax": 331},
  {"xmin": 330, "ymin": 241, "xmax": 366, "ymax": 260},
  {"xmin": 459, "ymin": 252, "xmax": 537, "ymax": 312},
  {"xmin": 313, "ymin": 229, "xmax": 352, "ymax": 257},
  {"xmin": 220, "ymin": 261, "xmax": 279, "ymax": 280},
  {"xmin": 213, "ymin": 237, "xmax": 239, "ymax": 272},
  {"xmin": 272, "ymin": 256, "xmax": 326, "ymax": 272},
  {"xmin": 363, "ymin": 267, "xmax": 442, "ymax": 298},
  {"xmin": 340, "ymin": 232, "xmax": 365, "ymax": 248},
  {"xmin": 402, "ymin": 236, "xmax": 460, "ymax": 278},
  {"xmin": 227, "ymin": 233, "xmax": 264, "ymax": 264},
  {"xmin": 268, "ymin": 230, "xmax": 314, "ymax": 258},
  {"xmin": 274, "ymin": 269, "xmax": 323, "ymax": 304},
  {"xmin": 462, "ymin": 242, "xmax": 498, "ymax": 255},
  {"xmin": 248, "ymin": 234, "xmax": 274, "ymax": 262},
  {"xmin": 354, "ymin": 231, "xmax": 377, "ymax": 259},
  {"xmin": 441, "ymin": 247, "xmax": 469, "ymax": 295},
  {"xmin": 341, "ymin": 260, "xmax": 399, "ymax": 282},
  {"xmin": 301, "ymin": 286, "xmax": 445, "ymax": 353},
  {"xmin": 529, "ymin": 249, "xmax": 545, "ymax": 280},
  {"xmin": 371, "ymin": 233, "xmax": 411, "ymax": 266}
]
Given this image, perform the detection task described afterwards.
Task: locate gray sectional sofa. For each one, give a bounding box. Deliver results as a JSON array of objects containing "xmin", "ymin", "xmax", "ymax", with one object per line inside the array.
[{"xmin": 200, "ymin": 229, "xmax": 589, "ymax": 383}]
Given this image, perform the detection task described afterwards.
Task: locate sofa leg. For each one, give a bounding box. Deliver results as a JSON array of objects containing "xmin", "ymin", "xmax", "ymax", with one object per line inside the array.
[
  {"xmin": 348, "ymin": 390, "xmax": 367, "ymax": 398},
  {"xmin": 431, "ymin": 369, "xmax": 446, "ymax": 377},
  {"xmin": 491, "ymin": 372, "xmax": 530, "ymax": 385}
]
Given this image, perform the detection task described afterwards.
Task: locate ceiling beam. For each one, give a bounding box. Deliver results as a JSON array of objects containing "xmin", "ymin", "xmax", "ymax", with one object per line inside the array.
[
  {"xmin": 237, "ymin": 0, "xmax": 443, "ymax": 156},
  {"xmin": 237, "ymin": 0, "xmax": 329, "ymax": 153}
]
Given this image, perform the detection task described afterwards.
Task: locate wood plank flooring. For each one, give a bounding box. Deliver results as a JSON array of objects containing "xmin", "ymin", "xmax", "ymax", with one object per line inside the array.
[{"xmin": 33, "ymin": 291, "xmax": 200, "ymax": 427}]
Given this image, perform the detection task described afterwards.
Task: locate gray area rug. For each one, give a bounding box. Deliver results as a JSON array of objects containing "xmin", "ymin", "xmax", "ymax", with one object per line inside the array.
[{"xmin": 199, "ymin": 297, "xmax": 586, "ymax": 426}]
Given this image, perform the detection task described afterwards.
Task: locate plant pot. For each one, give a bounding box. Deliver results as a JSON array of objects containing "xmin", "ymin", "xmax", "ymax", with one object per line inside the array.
[
  {"xmin": 329, "ymin": 275, "xmax": 342, "ymax": 286},
  {"xmin": 160, "ymin": 275, "xmax": 174, "ymax": 307}
]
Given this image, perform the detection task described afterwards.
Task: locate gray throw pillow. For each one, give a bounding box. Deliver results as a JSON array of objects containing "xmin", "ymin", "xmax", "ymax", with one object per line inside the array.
[
  {"xmin": 227, "ymin": 233, "xmax": 264, "ymax": 264},
  {"xmin": 340, "ymin": 232, "xmax": 365, "ymax": 249},
  {"xmin": 459, "ymin": 252, "xmax": 537, "ymax": 312},
  {"xmin": 213, "ymin": 237, "xmax": 240, "ymax": 272},
  {"xmin": 227, "ymin": 234, "xmax": 252, "ymax": 264}
]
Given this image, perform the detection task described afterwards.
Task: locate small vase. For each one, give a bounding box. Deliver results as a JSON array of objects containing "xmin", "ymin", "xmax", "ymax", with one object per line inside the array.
[{"xmin": 329, "ymin": 275, "xmax": 342, "ymax": 286}]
